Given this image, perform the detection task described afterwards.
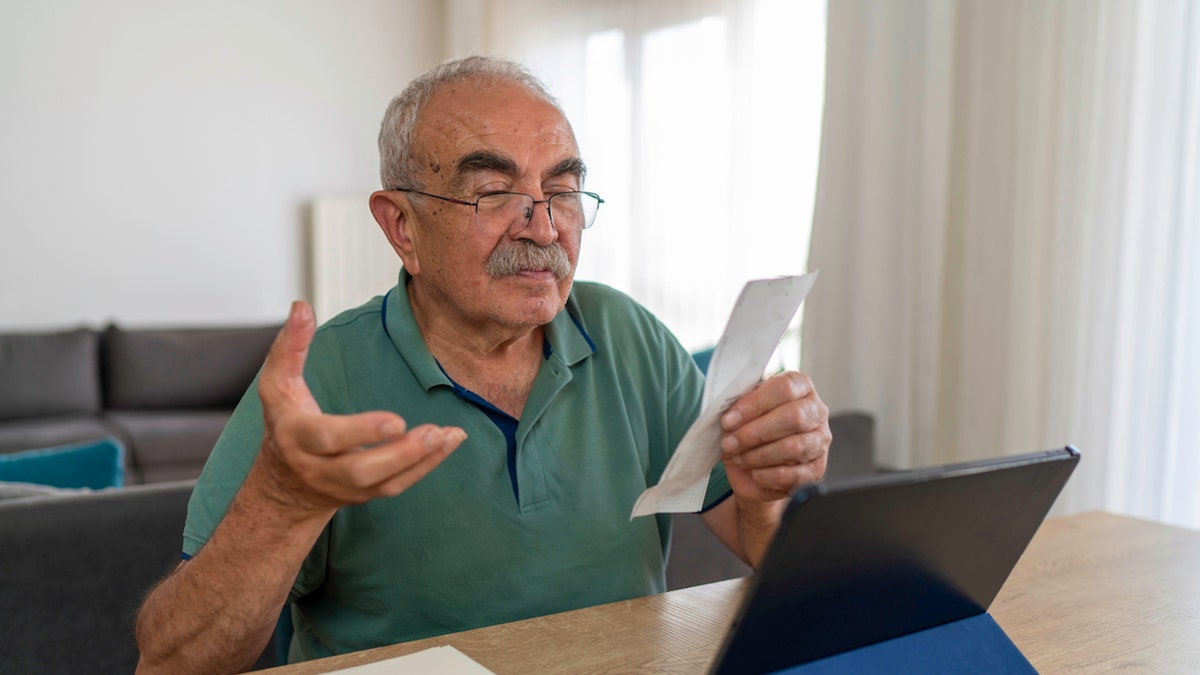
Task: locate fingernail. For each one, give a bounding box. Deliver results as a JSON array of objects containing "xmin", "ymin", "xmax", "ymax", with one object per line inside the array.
[
  {"xmin": 380, "ymin": 419, "xmax": 406, "ymax": 436},
  {"xmin": 721, "ymin": 435, "xmax": 739, "ymax": 453},
  {"xmin": 721, "ymin": 410, "xmax": 741, "ymax": 429},
  {"xmin": 289, "ymin": 301, "xmax": 313, "ymax": 325},
  {"xmin": 423, "ymin": 428, "xmax": 444, "ymax": 449}
]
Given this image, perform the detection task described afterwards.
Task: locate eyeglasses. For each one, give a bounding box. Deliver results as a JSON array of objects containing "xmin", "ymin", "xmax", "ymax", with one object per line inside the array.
[{"xmin": 393, "ymin": 188, "xmax": 604, "ymax": 232}]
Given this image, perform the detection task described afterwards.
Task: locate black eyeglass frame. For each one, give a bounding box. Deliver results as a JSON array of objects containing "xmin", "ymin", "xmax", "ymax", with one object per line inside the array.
[{"xmin": 391, "ymin": 188, "xmax": 604, "ymax": 230}]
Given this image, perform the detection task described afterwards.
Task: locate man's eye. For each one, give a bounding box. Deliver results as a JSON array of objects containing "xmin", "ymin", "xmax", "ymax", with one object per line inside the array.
[{"xmin": 473, "ymin": 188, "xmax": 513, "ymax": 200}]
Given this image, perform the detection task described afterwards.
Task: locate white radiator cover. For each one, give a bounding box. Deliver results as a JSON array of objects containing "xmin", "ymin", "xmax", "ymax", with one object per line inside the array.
[{"xmin": 309, "ymin": 197, "xmax": 400, "ymax": 323}]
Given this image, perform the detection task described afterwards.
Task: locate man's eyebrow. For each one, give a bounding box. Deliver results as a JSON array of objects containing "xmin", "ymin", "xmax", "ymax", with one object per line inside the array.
[
  {"xmin": 450, "ymin": 151, "xmax": 588, "ymax": 187},
  {"xmin": 550, "ymin": 157, "xmax": 587, "ymax": 183},
  {"xmin": 454, "ymin": 151, "xmax": 519, "ymax": 178}
]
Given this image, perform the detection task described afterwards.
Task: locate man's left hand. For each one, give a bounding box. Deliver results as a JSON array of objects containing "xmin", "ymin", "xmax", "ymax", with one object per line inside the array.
[{"xmin": 719, "ymin": 371, "xmax": 831, "ymax": 503}]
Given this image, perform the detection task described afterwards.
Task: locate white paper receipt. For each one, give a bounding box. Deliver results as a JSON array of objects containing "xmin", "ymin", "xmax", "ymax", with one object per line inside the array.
[
  {"xmin": 630, "ymin": 272, "xmax": 818, "ymax": 518},
  {"xmin": 326, "ymin": 645, "xmax": 495, "ymax": 674}
]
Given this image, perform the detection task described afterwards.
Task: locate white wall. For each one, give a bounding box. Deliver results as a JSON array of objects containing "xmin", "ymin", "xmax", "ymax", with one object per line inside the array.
[{"xmin": 0, "ymin": 0, "xmax": 443, "ymax": 330}]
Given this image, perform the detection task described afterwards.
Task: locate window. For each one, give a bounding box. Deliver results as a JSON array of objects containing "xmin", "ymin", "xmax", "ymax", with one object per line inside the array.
[{"xmin": 466, "ymin": 0, "xmax": 827, "ymax": 368}]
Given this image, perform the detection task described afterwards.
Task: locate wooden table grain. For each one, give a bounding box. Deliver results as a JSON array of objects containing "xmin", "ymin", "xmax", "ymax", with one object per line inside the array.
[
  {"xmin": 264, "ymin": 512, "xmax": 1200, "ymax": 674},
  {"xmin": 990, "ymin": 512, "xmax": 1200, "ymax": 673}
]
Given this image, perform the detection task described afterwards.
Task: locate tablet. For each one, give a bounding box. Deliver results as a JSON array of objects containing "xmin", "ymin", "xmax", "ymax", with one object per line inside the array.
[{"xmin": 709, "ymin": 446, "xmax": 1080, "ymax": 675}]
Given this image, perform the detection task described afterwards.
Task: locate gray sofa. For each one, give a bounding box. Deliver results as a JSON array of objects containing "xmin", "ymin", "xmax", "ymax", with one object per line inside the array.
[{"xmin": 0, "ymin": 323, "xmax": 279, "ymax": 483}]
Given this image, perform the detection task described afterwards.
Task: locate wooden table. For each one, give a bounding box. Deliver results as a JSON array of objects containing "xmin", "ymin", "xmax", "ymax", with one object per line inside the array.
[
  {"xmin": 266, "ymin": 512, "xmax": 1200, "ymax": 674},
  {"xmin": 990, "ymin": 512, "xmax": 1200, "ymax": 672}
]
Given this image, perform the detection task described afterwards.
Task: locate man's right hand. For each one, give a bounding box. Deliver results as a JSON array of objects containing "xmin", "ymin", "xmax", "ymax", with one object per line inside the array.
[
  {"xmin": 253, "ymin": 300, "xmax": 466, "ymax": 515},
  {"xmin": 134, "ymin": 301, "xmax": 466, "ymax": 674}
]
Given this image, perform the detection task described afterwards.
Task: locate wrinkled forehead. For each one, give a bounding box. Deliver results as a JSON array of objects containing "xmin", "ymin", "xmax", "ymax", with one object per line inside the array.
[{"xmin": 412, "ymin": 77, "xmax": 580, "ymax": 182}]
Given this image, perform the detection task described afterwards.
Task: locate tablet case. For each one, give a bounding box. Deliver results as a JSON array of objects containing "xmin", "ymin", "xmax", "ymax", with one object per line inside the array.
[
  {"xmin": 709, "ymin": 446, "xmax": 1079, "ymax": 675},
  {"xmin": 772, "ymin": 612, "xmax": 1034, "ymax": 674}
]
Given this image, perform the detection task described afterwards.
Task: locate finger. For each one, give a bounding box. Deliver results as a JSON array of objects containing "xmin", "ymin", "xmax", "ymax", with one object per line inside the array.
[
  {"xmin": 320, "ymin": 426, "xmax": 465, "ymax": 493},
  {"xmin": 344, "ymin": 425, "xmax": 465, "ymax": 487},
  {"xmin": 721, "ymin": 395, "xmax": 828, "ymax": 456},
  {"xmin": 276, "ymin": 410, "xmax": 409, "ymax": 457},
  {"xmin": 260, "ymin": 301, "xmax": 319, "ymax": 410},
  {"xmin": 727, "ymin": 430, "xmax": 829, "ymax": 471},
  {"xmin": 745, "ymin": 461, "xmax": 827, "ymax": 495},
  {"xmin": 721, "ymin": 372, "xmax": 815, "ymax": 431},
  {"xmin": 373, "ymin": 428, "xmax": 468, "ymax": 497}
]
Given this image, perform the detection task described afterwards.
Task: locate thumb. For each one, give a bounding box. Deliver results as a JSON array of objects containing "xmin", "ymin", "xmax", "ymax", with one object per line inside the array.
[{"xmin": 260, "ymin": 301, "xmax": 318, "ymax": 409}]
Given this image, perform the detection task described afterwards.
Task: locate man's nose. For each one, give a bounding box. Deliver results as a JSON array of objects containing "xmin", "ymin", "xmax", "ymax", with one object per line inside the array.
[{"xmin": 513, "ymin": 199, "xmax": 558, "ymax": 246}]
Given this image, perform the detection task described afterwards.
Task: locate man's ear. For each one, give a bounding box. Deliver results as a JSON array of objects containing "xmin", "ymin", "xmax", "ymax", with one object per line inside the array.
[{"xmin": 369, "ymin": 190, "xmax": 420, "ymax": 275}]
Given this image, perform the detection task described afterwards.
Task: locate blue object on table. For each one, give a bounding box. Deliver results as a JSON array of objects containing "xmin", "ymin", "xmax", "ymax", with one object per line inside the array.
[{"xmin": 770, "ymin": 612, "xmax": 1035, "ymax": 674}]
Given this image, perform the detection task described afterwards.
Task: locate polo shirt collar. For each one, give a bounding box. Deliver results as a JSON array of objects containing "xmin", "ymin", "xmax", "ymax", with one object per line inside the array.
[
  {"xmin": 544, "ymin": 295, "xmax": 595, "ymax": 367},
  {"xmin": 384, "ymin": 268, "xmax": 595, "ymax": 391}
]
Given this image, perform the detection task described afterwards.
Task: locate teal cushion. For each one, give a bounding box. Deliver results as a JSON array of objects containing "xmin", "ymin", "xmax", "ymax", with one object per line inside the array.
[{"xmin": 0, "ymin": 438, "xmax": 125, "ymax": 489}]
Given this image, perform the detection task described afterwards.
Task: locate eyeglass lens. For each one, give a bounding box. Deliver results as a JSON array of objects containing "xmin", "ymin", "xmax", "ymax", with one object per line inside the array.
[{"xmin": 476, "ymin": 192, "xmax": 599, "ymax": 231}]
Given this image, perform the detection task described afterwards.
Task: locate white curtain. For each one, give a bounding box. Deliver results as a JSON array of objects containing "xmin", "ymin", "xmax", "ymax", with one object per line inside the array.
[
  {"xmin": 445, "ymin": 0, "xmax": 827, "ymax": 364},
  {"xmin": 803, "ymin": 0, "xmax": 1200, "ymax": 528}
]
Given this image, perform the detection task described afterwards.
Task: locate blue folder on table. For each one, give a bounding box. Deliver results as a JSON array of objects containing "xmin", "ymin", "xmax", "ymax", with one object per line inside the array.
[{"xmin": 708, "ymin": 447, "xmax": 1079, "ymax": 675}]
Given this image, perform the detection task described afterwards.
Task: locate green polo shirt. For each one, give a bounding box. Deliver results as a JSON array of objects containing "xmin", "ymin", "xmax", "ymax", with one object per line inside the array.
[{"xmin": 183, "ymin": 271, "xmax": 730, "ymax": 661}]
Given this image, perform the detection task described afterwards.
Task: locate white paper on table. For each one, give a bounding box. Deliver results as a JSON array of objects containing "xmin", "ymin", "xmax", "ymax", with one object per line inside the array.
[
  {"xmin": 630, "ymin": 272, "xmax": 818, "ymax": 518},
  {"xmin": 325, "ymin": 645, "xmax": 495, "ymax": 674}
]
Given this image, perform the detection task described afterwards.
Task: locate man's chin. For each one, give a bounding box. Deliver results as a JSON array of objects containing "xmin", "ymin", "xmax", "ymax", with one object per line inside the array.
[{"xmin": 501, "ymin": 277, "xmax": 573, "ymax": 325}]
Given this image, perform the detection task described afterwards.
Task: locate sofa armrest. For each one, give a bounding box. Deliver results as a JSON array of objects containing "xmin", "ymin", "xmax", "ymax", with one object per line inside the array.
[
  {"xmin": 0, "ymin": 481, "xmax": 194, "ymax": 673},
  {"xmin": 825, "ymin": 411, "xmax": 877, "ymax": 482}
]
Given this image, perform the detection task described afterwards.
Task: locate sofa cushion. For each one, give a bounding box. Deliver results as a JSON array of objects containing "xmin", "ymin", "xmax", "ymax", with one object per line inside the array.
[
  {"xmin": 106, "ymin": 410, "xmax": 232, "ymax": 483},
  {"xmin": 0, "ymin": 437, "xmax": 125, "ymax": 489},
  {"xmin": 103, "ymin": 324, "xmax": 279, "ymax": 409},
  {"xmin": 0, "ymin": 328, "xmax": 101, "ymax": 420},
  {"xmin": 0, "ymin": 415, "xmax": 123, "ymax": 455}
]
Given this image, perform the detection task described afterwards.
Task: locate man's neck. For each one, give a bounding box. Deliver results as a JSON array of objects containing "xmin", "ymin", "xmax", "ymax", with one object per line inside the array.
[{"xmin": 407, "ymin": 281, "xmax": 546, "ymax": 418}]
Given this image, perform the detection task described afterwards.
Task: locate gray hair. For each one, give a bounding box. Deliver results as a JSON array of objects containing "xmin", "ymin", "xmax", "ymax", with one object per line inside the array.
[{"xmin": 378, "ymin": 55, "xmax": 565, "ymax": 190}]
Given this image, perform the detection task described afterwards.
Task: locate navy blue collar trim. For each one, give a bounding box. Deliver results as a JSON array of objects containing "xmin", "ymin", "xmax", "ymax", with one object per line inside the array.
[
  {"xmin": 434, "ymin": 361, "xmax": 522, "ymax": 503},
  {"xmin": 381, "ymin": 287, "xmax": 394, "ymax": 339},
  {"xmin": 566, "ymin": 309, "xmax": 596, "ymax": 352}
]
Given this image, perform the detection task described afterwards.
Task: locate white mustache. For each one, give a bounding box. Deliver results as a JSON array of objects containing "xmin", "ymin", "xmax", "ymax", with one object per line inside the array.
[{"xmin": 486, "ymin": 240, "xmax": 571, "ymax": 279}]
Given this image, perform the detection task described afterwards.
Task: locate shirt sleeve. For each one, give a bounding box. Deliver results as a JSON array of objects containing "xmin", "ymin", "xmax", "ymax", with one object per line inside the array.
[{"xmin": 181, "ymin": 377, "xmax": 266, "ymax": 557}]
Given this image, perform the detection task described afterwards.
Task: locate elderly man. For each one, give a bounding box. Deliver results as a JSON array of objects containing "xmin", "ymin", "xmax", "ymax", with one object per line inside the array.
[{"xmin": 135, "ymin": 55, "xmax": 830, "ymax": 672}]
